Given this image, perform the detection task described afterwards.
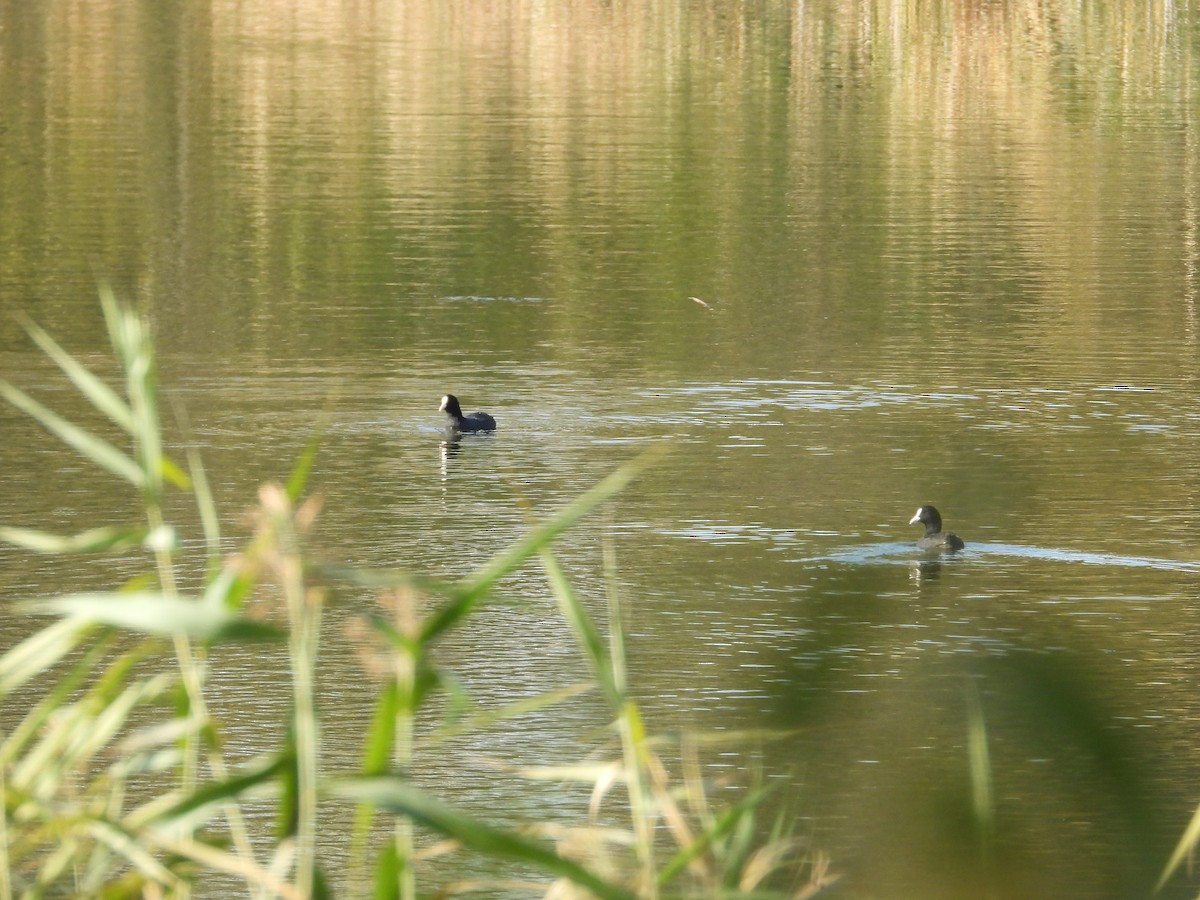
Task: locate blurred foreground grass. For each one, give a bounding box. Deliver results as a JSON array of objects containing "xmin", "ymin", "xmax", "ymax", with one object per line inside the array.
[{"xmin": 0, "ymin": 292, "xmax": 833, "ymax": 898}]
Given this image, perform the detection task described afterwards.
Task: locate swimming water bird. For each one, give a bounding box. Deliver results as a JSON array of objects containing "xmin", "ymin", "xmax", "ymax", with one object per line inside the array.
[
  {"xmin": 909, "ymin": 505, "xmax": 964, "ymax": 552},
  {"xmin": 439, "ymin": 394, "xmax": 497, "ymax": 433}
]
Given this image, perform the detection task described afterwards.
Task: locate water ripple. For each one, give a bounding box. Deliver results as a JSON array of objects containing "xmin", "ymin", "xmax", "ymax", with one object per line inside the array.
[{"xmin": 818, "ymin": 541, "xmax": 1200, "ymax": 573}]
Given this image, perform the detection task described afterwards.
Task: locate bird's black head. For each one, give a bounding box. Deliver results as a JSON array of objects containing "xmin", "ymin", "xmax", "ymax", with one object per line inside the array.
[
  {"xmin": 909, "ymin": 505, "xmax": 943, "ymax": 533},
  {"xmin": 439, "ymin": 394, "xmax": 463, "ymax": 417}
]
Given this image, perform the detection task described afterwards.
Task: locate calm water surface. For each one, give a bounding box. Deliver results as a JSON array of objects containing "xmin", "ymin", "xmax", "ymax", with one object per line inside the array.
[{"xmin": 2, "ymin": 2, "xmax": 1200, "ymax": 897}]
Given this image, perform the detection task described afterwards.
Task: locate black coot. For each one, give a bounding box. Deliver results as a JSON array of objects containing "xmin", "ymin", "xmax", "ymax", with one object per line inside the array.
[
  {"xmin": 909, "ymin": 505, "xmax": 964, "ymax": 552},
  {"xmin": 439, "ymin": 394, "xmax": 497, "ymax": 433}
]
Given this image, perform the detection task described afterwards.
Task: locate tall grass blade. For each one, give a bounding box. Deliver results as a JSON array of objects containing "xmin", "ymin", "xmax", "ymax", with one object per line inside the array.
[
  {"xmin": 0, "ymin": 380, "xmax": 144, "ymax": 486},
  {"xmin": 324, "ymin": 567, "xmax": 457, "ymax": 601},
  {"xmin": 201, "ymin": 560, "xmax": 262, "ymax": 616},
  {"xmin": 0, "ymin": 524, "xmax": 146, "ymax": 554},
  {"xmin": 373, "ymin": 844, "xmax": 402, "ymax": 900},
  {"xmin": 97, "ymin": 283, "xmax": 130, "ymax": 364},
  {"xmin": 602, "ymin": 530, "xmax": 631, "ymax": 699},
  {"xmin": 286, "ymin": 385, "xmax": 342, "ymax": 503},
  {"xmin": 97, "ymin": 286, "xmax": 164, "ymax": 497},
  {"xmin": 425, "ymin": 682, "xmax": 594, "ymax": 747},
  {"xmin": 349, "ymin": 682, "xmax": 404, "ymax": 889},
  {"xmin": 330, "ymin": 777, "xmax": 636, "ymax": 900},
  {"xmin": 0, "ymin": 773, "xmax": 8, "ymax": 900},
  {"xmin": 159, "ymin": 456, "xmax": 193, "ymax": 491},
  {"xmin": 12, "ymin": 668, "xmax": 171, "ymax": 794},
  {"xmin": 16, "ymin": 314, "xmax": 135, "ymax": 433},
  {"xmin": 362, "ymin": 682, "xmax": 402, "ymax": 777},
  {"xmin": 592, "ymin": 536, "xmax": 661, "ymax": 891},
  {"xmin": 655, "ymin": 785, "xmax": 776, "ymax": 889},
  {"xmin": 287, "ymin": 429, "xmax": 323, "ymax": 503},
  {"xmin": 1156, "ymin": 802, "xmax": 1200, "ymax": 892},
  {"xmin": 964, "ymin": 680, "xmax": 995, "ymax": 859},
  {"xmin": 136, "ymin": 831, "xmax": 304, "ymax": 899},
  {"xmin": 34, "ymin": 838, "xmax": 85, "ymax": 891},
  {"xmin": 203, "ymin": 564, "xmax": 249, "ymax": 612},
  {"xmin": 539, "ymin": 547, "xmax": 619, "ymax": 705},
  {"xmin": 185, "ymin": 433, "xmax": 221, "ymax": 562},
  {"xmin": 140, "ymin": 753, "xmax": 290, "ymax": 828},
  {"xmin": 0, "ymin": 637, "xmax": 117, "ymax": 767},
  {"xmin": 422, "ymin": 444, "xmax": 667, "ymax": 644},
  {"xmin": 86, "ymin": 819, "xmax": 180, "ymax": 888},
  {"xmin": 0, "ymin": 617, "xmax": 92, "ymax": 695},
  {"xmin": 28, "ymin": 591, "xmax": 279, "ymax": 642}
]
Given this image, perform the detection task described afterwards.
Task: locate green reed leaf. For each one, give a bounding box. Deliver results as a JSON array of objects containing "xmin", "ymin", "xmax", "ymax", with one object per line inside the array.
[
  {"xmin": 202, "ymin": 563, "xmax": 252, "ymax": 613},
  {"xmin": 287, "ymin": 429, "xmax": 322, "ymax": 503},
  {"xmin": 17, "ymin": 313, "xmax": 135, "ymax": 433},
  {"xmin": 421, "ymin": 443, "xmax": 668, "ymax": 645},
  {"xmin": 98, "ymin": 283, "xmax": 132, "ymax": 367},
  {"xmin": 160, "ymin": 455, "xmax": 192, "ymax": 491},
  {"xmin": 12, "ymin": 669, "xmax": 173, "ymax": 795},
  {"xmin": 539, "ymin": 547, "xmax": 619, "ymax": 704},
  {"xmin": 130, "ymin": 832, "xmax": 304, "ymax": 899},
  {"xmin": 28, "ymin": 592, "xmax": 281, "ymax": 643},
  {"xmin": 86, "ymin": 819, "xmax": 181, "ymax": 889},
  {"xmin": 97, "ymin": 286, "xmax": 164, "ymax": 496},
  {"xmin": 372, "ymin": 844, "xmax": 403, "ymax": 900},
  {"xmin": 965, "ymin": 680, "xmax": 995, "ymax": 854},
  {"xmin": 321, "ymin": 567, "xmax": 457, "ymax": 601},
  {"xmin": 1157, "ymin": 802, "xmax": 1200, "ymax": 892},
  {"xmin": 79, "ymin": 673, "xmax": 176, "ymax": 767},
  {"xmin": 362, "ymin": 681, "xmax": 402, "ymax": 777},
  {"xmin": 286, "ymin": 386, "xmax": 341, "ymax": 503},
  {"xmin": 0, "ymin": 380, "xmax": 144, "ymax": 486},
  {"xmin": 185, "ymin": 437, "xmax": 220, "ymax": 559},
  {"xmin": 141, "ymin": 752, "xmax": 290, "ymax": 829},
  {"xmin": 0, "ymin": 524, "xmax": 147, "ymax": 554},
  {"xmin": 0, "ymin": 617, "xmax": 93, "ymax": 696},
  {"xmin": 423, "ymin": 681, "xmax": 594, "ymax": 748},
  {"xmin": 330, "ymin": 777, "xmax": 635, "ymax": 900},
  {"xmin": 33, "ymin": 837, "xmax": 85, "ymax": 892},
  {"xmin": 656, "ymin": 784, "xmax": 776, "ymax": 889},
  {"xmin": 361, "ymin": 616, "xmax": 444, "ymax": 712},
  {"xmin": 0, "ymin": 636, "xmax": 116, "ymax": 768}
]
